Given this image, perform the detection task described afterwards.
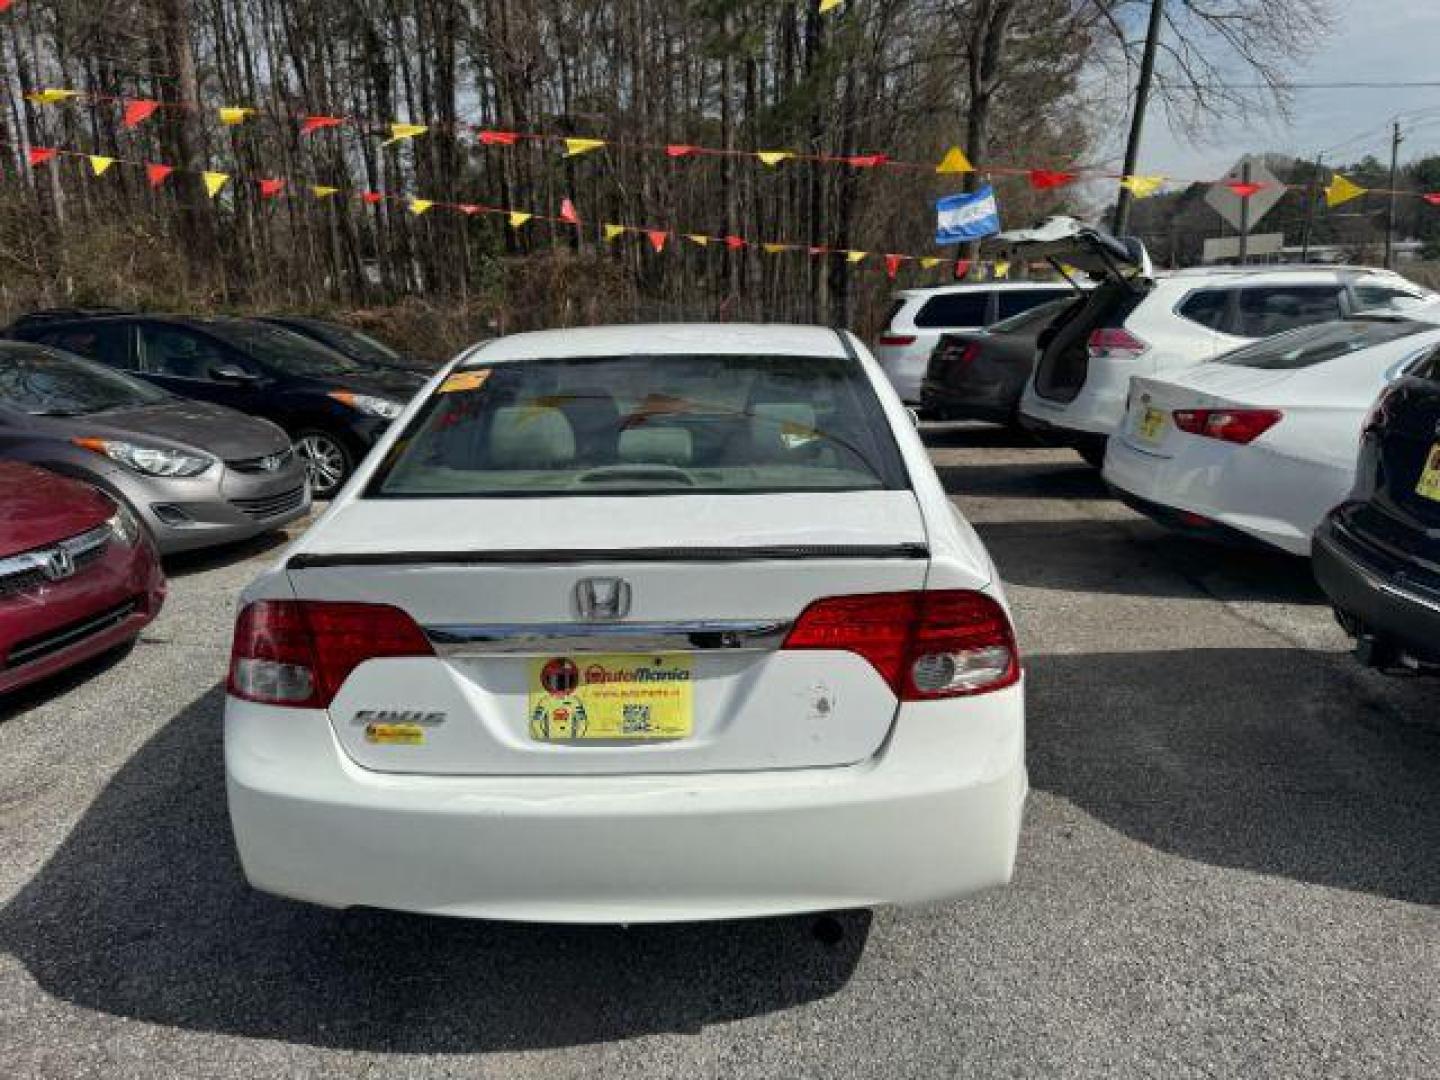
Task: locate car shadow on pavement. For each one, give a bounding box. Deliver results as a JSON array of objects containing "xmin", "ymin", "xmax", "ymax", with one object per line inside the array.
[
  {"xmin": 920, "ymin": 422, "xmax": 1038, "ymax": 450},
  {"xmin": 936, "ymin": 461, "xmax": 1109, "ymax": 501},
  {"xmin": 0, "ymin": 684, "xmax": 871, "ymax": 1052},
  {"xmin": 1026, "ymin": 648, "xmax": 1440, "ymax": 906}
]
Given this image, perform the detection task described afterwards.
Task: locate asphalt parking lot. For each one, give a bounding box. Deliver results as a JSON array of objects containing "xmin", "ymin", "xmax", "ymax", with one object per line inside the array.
[{"xmin": 2, "ymin": 425, "xmax": 1437, "ymax": 1079}]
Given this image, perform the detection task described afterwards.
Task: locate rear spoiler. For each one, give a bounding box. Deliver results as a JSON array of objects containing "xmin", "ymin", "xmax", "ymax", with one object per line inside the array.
[{"xmin": 289, "ymin": 544, "xmax": 930, "ymax": 569}]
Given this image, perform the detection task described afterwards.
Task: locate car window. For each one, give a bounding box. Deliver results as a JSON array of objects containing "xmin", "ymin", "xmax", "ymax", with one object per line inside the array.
[
  {"xmin": 208, "ymin": 322, "xmax": 364, "ymax": 377},
  {"xmin": 1353, "ymin": 285, "xmax": 1424, "ymax": 312},
  {"xmin": 33, "ymin": 324, "xmax": 132, "ymax": 369},
  {"xmin": 1177, "ymin": 289, "xmax": 1231, "ymax": 331},
  {"xmin": 987, "ymin": 296, "xmax": 1078, "ymax": 334},
  {"xmin": 370, "ymin": 353, "xmax": 911, "ymax": 498},
  {"xmin": 141, "ymin": 326, "xmax": 236, "ymax": 380},
  {"xmin": 1233, "ymin": 286, "xmax": 1343, "ymax": 338},
  {"xmin": 1215, "ymin": 318, "xmax": 1433, "ymax": 370},
  {"xmin": 913, "ymin": 292, "xmax": 989, "ymax": 328},
  {"xmin": 0, "ymin": 344, "xmax": 170, "ymax": 414},
  {"xmin": 307, "ymin": 323, "xmax": 404, "ymax": 366},
  {"xmin": 995, "ymin": 289, "xmax": 1071, "ymax": 320}
]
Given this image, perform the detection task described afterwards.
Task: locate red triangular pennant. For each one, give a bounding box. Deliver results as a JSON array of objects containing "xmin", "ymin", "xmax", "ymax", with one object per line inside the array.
[
  {"xmin": 478, "ymin": 130, "xmax": 518, "ymax": 146},
  {"xmin": 723, "ymin": 235, "xmax": 746, "ymax": 250},
  {"xmin": 258, "ymin": 178, "xmax": 285, "ymax": 198},
  {"xmin": 666, "ymin": 144, "xmax": 699, "ymax": 158},
  {"xmin": 301, "ymin": 115, "xmax": 344, "ymax": 135},
  {"xmin": 846, "ymin": 154, "xmax": 889, "ymax": 168},
  {"xmin": 646, "ymin": 230, "xmax": 669, "ymax": 253},
  {"xmin": 27, "ymin": 147, "xmax": 57, "ymax": 167},
  {"xmin": 1226, "ymin": 180, "xmax": 1265, "ymax": 199},
  {"xmin": 808, "ymin": 246, "xmax": 828, "ymax": 256},
  {"xmin": 954, "ymin": 258, "xmax": 973, "ymax": 280},
  {"xmin": 559, "ymin": 198, "xmax": 581, "ymax": 225},
  {"xmin": 122, "ymin": 99, "xmax": 161, "ymax": 129},
  {"xmin": 884, "ymin": 254, "xmax": 904, "ymax": 280},
  {"xmin": 1029, "ymin": 169, "xmax": 1076, "ymax": 190},
  {"xmin": 458, "ymin": 204, "xmax": 482, "ymax": 215},
  {"xmin": 360, "ymin": 191, "xmax": 384, "ymax": 205},
  {"xmin": 146, "ymin": 163, "xmax": 174, "ymax": 188},
  {"xmin": 1423, "ymin": 193, "xmax": 1440, "ymax": 206}
]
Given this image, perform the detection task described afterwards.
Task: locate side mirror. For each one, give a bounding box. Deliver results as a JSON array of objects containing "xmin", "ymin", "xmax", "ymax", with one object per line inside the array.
[{"xmin": 210, "ymin": 363, "xmax": 260, "ymax": 384}]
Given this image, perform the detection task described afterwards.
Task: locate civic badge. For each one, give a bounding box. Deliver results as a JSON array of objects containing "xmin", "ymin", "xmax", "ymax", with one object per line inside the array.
[{"xmin": 575, "ymin": 577, "xmax": 631, "ymax": 622}]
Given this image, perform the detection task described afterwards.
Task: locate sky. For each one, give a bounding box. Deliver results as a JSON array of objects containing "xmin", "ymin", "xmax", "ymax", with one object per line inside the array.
[{"xmin": 1134, "ymin": 0, "xmax": 1440, "ymax": 183}]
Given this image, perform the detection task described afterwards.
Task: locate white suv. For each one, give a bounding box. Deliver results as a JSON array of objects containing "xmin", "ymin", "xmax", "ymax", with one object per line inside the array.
[
  {"xmin": 1002, "ymin": 218, "xmax": 1434, "ymax": 464},
  {"xmin": 875, "ymin": 282, "xmax": 1077, "ymax": 406}
]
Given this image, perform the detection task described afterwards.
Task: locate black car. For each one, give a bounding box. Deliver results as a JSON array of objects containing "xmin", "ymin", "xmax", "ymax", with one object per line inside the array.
[
  {"xmin": 10, "ymin": 312, "xmax": 425, "ymax": 497},
  {"xmin": 921, "ymin": 295, "xmax": 1083, "ymax": 426},
  {"xmin": 254, "ymin": 315, "xmax": 434, "ymax": 375},
  {"xmin": 1313, "ymin": 344, "xmax": 1440, "ymax": 674}
]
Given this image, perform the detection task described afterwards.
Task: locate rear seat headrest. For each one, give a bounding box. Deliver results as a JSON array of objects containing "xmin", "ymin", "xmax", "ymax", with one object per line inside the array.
[{"xmin": 488, "ymin": 406, "xmax": 576, "ymax": 468}]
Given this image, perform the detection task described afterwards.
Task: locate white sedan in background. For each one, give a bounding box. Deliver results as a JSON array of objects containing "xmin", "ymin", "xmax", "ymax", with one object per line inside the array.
[
  {"xmin": 1104, "ymin": 314, "xmax": 1440, "ymax": 556},
  {"xmin": 224, "ymin": 324, "xmax": 1026, "ymax": 923}
]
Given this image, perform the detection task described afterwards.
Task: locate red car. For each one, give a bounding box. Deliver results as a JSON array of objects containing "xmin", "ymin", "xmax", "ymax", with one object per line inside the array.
[{"xmin": 1, "ymin": 462, "xmax": 166, "ymax": 695}]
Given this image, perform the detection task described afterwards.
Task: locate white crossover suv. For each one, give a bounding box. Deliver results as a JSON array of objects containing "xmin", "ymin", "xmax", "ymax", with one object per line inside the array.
[
  {"xmin": 224, "ymin": 324, "xmax": 1027, "ymax": 923},
  {"xmin": 875, "ymin": 282, "xmax": 1077, "ymax": 406},
  {"xmin": 1002, "ymin": 217, "xmax": 1433, "ymax": 464}
]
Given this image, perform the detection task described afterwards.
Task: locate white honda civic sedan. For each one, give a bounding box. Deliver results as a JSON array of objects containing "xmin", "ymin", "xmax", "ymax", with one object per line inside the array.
[{"xmin": 224, "ymin": 324, "xmax": 1026, "ymax": 923}]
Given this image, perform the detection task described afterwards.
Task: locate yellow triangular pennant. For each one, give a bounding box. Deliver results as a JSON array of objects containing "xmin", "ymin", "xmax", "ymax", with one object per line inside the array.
[
  {"xmin": 386, "ymin": 123, "xmax": 429, "ymax": 145},
  {"xmin": 684, "ymin": 234, "xmax": 710, "ymax": 247},
  {"xmin": 88, "ymin": 155, "xmax": 116, "ymax": 177},
  {"xmin": 935, "ymin": 146, "xmax": 974, "ymax": 174},
  {"xmin": 1325, "ymin": 173, "xmax": 1366, "ymax": 208},
  {"xmin": 28, "ymin": 88, "xmax": 80, "ymax": 105},
  {"xmin": 992, "ymin": 260, "xmax": 1011, "ymax": 279},
  {"xmin": 564, "ymin": 138, "xmax": 606, "ymax": 158},
  {"xmin": 202, "ymin": 171, "xmax": 230, "ymax": 199},
  {"xmin": 919, "ymin": 256, "xmax": 940, "ymax": 269},
  {"xmin": 819, "ymin": 0, "xmax": 844, "ymax": 11},
  {"xmin": 604, "ymin": 223, "xmax": 626, "ymax": 242},
  {"xmin": 1120, "ymin": 175, "xmax": 1164, "ymax": 198},
  {"xmin": 508, "ymin": 211, "xmax": 533, "ymax": 228},
  {"xmin": 846, "ymin": 250, "xmax": 868, "ymax": 264},
  {"xmin": 756, "ymin": 151, "xmax": 794, "ymax": 167},
  {"xmin": 311, "ymin": 185, "xmax": 339, "ymax": 199},
  {"xmin": 409, "ymin": 198, "xmax": 434, "ymax": 215},
  {"xmin": 218, "ymin": 107, "xmax": 254, "ymax": 126}
]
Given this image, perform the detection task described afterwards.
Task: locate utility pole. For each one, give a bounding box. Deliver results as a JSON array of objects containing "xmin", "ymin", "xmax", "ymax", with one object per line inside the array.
[
  {"xmin": 1300, "ymin": 152, "xmax": 1324, "ymax": 262},
  {"xmin": 1385, "ymin": 120, "xmax": 1404, "ymax": 269},
  {"xmin": 1112, "ymin": 0, "xmax": 1166, "ymax": 236}
]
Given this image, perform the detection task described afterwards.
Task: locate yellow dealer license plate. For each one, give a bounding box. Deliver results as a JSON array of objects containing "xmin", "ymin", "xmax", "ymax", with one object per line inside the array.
[
  {"xmin": 1417, "ymin": 444, "xmax": 1440, "ymax": 503},
  {"xmin": 528, "ymin": 654, "xmax": 693, "ymax": 742},
  {"xmin": 1136, "ymin": 406, "xmax": 1168, "ymax": 443}
]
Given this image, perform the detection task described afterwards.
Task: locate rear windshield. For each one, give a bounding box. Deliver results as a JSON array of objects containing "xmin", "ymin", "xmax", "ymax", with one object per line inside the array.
[
  {"xmin": 1215, "ymin": 318, "xmax": 1433, "ymax": 371},
  {"xmin": 987, "ymin": 295, "xmax": 1078, "ymax": 334},
  {"xmin": 914, "ymin": 292, "xmax": 989, "ymax": 328},
  {"xmin": 369, "ymin": 353, "xmax": 910, "ymax": 497}
]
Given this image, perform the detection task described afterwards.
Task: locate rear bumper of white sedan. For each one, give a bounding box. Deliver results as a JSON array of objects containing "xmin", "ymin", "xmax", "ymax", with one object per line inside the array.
[
  {"xmin": 1103, "ymin": 433, "xmax": 1352, "ymax": 557},
  {"xmin": 225, "ymin": 684, "xmax": 1026, "ymax": 923}
]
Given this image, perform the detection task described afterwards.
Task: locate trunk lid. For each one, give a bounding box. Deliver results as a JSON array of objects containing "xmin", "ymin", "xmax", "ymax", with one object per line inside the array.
[
  {"xmin": 993, "ymin": 216, "xmax": 1155, "ymax": 283},
  {"xmin": 1371, "ymin": 376, "xmax": 1440, "ymax": 534},
  {"xmin": 287, "ymin": 492, "xmax": 941, "ymax": 776}
]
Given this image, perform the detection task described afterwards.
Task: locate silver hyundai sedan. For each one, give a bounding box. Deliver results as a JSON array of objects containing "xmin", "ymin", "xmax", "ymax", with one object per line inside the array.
[{"xmin": 0, "ymin": 342, "xmax": 310, "ymax": 553}]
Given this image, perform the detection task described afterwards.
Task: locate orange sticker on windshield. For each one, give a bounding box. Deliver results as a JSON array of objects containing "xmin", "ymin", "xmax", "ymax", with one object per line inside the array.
[{"xmin": 439, "ymin": 369, "xmax": 492, "ymax": 394}]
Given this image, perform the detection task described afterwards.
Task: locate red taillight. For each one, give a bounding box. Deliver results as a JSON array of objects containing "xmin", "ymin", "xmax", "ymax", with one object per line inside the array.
[
  {"xmin": 953, "ymin": 343, "xmax": 981, "ymax": 365},
  {"xmin": 782, "ymin": 590, "xmax": 1020, "ymax": 701},
  {"xmin": 1087, "ymin": 327, "xmax": 1148, "ymax": 359},
  {"xmin": 878, "ymin": 334, "xmax": 917, "ymax": 347},
  {"xmin": 227, "ymin": 600, "xmax": 433, "ymax": 708},
  {"xmin": 1172, "ymin": 408, "xmax": 1282, "ymax": 445}
]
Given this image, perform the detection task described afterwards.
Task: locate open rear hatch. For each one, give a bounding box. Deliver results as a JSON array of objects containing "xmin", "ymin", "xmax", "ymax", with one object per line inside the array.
[
  {"xmin": 285, "ymin": 492, "xmax": 950, "ymax": 776},
  {"xmin": 993, "ymin": 217, "xmax": 1154, "ymax": 404}
]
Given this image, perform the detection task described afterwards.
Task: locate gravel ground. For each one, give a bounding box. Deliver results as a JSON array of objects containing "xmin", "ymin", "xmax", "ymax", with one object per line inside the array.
[{"xmin": 2, "ymin": 425, "xmax": 1437, "ymax": 1079}]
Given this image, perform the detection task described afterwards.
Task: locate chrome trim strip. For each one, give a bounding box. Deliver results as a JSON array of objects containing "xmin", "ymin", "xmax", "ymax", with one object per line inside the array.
[
  {"xmin": 0, "ymin": 524, "xmax": 111, "ymax": 585},
  {"xmin": 425, "ymin": 619, "xmax": 793, "ymax": 656},
  {"xmin": 1322, "ymin": 525, "xmax": 1440, "ymax": 617}
]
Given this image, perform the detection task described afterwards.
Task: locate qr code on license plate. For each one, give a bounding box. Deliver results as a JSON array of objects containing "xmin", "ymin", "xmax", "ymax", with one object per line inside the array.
[{"xmin": 622, "ymin": 704, "xmax": 652, "ymax": 734}]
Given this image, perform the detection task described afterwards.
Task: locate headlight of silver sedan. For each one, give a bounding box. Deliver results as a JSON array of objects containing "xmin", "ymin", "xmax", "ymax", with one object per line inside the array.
[{"xmin": 73, "ymin": 437, "xmax": 215, "ymax": 477}]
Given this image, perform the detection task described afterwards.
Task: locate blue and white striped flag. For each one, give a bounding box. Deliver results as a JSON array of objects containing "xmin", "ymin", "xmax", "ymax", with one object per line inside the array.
[{"xmin": 936, "ymin": 186, "xmax": 1001, "ymax": 245}]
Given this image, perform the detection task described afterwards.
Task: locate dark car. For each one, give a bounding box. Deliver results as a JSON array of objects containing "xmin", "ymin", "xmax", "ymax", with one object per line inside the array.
[
  {"xmin": 253, "ymin": 315, "xmax": 434, "ymax": 375},
  {"xmin": 1313, "ymin": 342, "xmax": 1440, "ymax": 674},
  {"xmin": 0, "ymin": 461, "xmax": 166, "ymax": 695},
  {"xmin": 10, "ymin": 313, "xmax": 426, "ymax": 497},
  {"xmin": 0, "ymin": 342, "xmax": 309, "ymax": 553},
  {"xmin": 921, "ymin": 294, "xmax": 1083, "ymax": 426}
]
